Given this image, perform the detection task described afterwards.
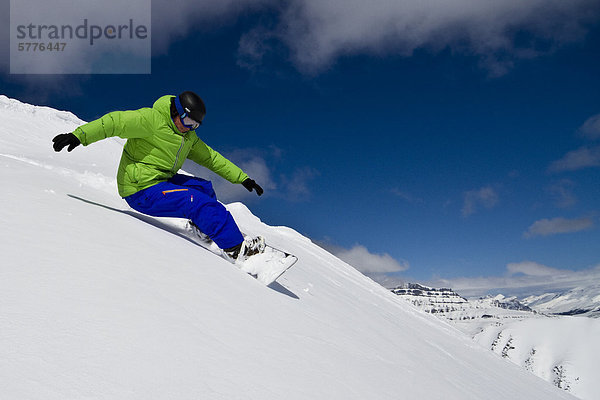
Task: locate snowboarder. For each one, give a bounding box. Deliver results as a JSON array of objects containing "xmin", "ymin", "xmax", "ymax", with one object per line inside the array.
[{"xmin": 52, "ymin": 91, "xmax": 266, "ymax": 261}]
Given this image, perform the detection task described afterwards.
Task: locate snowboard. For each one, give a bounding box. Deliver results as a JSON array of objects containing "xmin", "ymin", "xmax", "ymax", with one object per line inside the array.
[{"xmin": 186, "ymin": 221, "xmax": 298, "ymax": 285}]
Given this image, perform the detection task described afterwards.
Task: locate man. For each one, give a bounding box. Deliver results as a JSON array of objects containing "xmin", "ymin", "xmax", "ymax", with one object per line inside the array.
[{"xmin": 52, "ymin": 91, "xmax": 265, "ymax": 261}]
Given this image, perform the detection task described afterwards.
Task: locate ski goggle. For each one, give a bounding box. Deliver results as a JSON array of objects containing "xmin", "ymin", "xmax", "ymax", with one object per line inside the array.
[{"xmin": 174, "ymin": 96, "xmax": 201, "ymax": 130}]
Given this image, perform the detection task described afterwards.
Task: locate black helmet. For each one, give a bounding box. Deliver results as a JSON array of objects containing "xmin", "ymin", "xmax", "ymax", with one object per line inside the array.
[{"xmin": 173, "ymin": 91, "xmax": 206, "ymax": 128}]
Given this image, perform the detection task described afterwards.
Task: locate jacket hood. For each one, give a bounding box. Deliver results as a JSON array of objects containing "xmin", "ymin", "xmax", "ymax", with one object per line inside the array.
[
  {"xmin": 153, "ymin": 95, "xmax": 173, "ymax": 117},
  {"xmin": 153, "ymin": 95, "xmax": 180, "ymax": 134}
]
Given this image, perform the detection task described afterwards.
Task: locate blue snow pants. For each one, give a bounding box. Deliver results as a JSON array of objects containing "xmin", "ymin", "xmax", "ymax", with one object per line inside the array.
[{"xmin": 124, "ymin": 174, "xmax": 244, "ymax": 250}]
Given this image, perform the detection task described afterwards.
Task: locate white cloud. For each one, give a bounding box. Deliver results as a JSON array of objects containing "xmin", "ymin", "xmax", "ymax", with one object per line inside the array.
[
  {"xmin": 391, "ymin": 188, "xmax": 422, "ymax": 204},
  {"xmin": 279, "ymin": 167, "xmax": 320, "ymax": 202},
  {"xmin": 6, "ymin": 0, "xmax": 597, "ymax": 78},
  {"xmin": 182, "ymin": 147, "xmax": 318, "ymax": 203},
  {"xmin": 462, "ymin": 186, "xmax": 499, "ymax": 217},
  {"xmin": 332, "ymin": 244, "xmax": 410, "ymax": 275},
  {"xmin": 506, "ymin": 261, "xmax": 564, "ymax": 277},
  {"xmin": 547, "ymin": 113, "xmax": 600, "ymax": 173},
  {"xmin": 546, "ymin": 179, "xmax": 577, "ymax": 208},
  {"xmin": 579, "ymin": 113, "xmax": 600, "ymax": 140},
  {"xmin": 237, "ymin": 26, "xmax": 279, "ymax": 71},
  {"xmin": 427, "ymin": 262, "xmax": 600, "ymax": 297},
  {"xmin": 548, "ymin": 145, "xmax": 600, "ymax": 172},
  {"xmin": 523, "ymin": 216, "xmax": 594, "ymax": 238},
  {"xmin": 241, "ymin": 0, "xmax": 599, "ymax": 75},
  {"xmin": 151, "ymin": 0, "xmax": 276, "ymax": 55}
]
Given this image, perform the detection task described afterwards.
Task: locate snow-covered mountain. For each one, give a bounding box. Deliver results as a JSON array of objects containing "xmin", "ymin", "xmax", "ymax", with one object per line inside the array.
[
  {"xmin": 390, "ymin": 283, "xmax": 470, "ymax": 314},
  {"xmin": 522, "ymin": 284, "xmax": 600, "ymax": 318},
  {"xmin": 391, "ymin": 283, "xmax": 600, "ymax": 400},
  {"xmin": 0, "ymin": 94, "xmax": 576, "ymax": 399}
]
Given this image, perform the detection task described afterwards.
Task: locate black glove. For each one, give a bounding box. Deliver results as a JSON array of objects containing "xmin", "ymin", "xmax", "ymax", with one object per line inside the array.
[
  {"xmin": 242, "ymin": 178, "xmax": 263, "ymax": 196},
  {"xmin": 52, "ymin": 133, "xmax": 81, "ymax": 152}
]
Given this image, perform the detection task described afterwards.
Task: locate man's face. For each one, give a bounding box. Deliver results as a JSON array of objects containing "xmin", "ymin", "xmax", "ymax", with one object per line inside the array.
[{"xmin": 173, "ymin": 115, "xmax": 190, "ymax": 133}]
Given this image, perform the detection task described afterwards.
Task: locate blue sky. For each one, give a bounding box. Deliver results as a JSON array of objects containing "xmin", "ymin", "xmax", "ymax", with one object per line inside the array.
[{"xmin": 2, "ymin": 0, "xmax": 600, "ymax": 295}]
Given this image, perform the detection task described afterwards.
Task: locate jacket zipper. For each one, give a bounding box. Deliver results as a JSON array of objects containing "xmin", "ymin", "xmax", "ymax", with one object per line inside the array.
[{"xmin": 172, "ymin": 135, "xmax": 185, "ymax": 172}]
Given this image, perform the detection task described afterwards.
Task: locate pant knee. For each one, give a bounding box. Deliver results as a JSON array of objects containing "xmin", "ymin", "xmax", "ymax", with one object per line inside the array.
[{"xmin": 189, "ymin": 201, "xmax": 242, "ymax": 248}]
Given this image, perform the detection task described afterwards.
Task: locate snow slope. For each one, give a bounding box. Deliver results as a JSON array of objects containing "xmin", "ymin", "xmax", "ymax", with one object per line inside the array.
[
  {"xmin": 0, "ymin": 95, "xmax": 575, "ymax": 399},
  {"xmin": 475, "ymin": 316, "xmax": 600, "ymax": 399}
]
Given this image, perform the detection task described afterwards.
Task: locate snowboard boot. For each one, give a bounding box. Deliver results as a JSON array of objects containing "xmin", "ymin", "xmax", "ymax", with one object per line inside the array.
[{"xmin": 224, "ymin": 236, "xmax": 266, "ymax": 262}]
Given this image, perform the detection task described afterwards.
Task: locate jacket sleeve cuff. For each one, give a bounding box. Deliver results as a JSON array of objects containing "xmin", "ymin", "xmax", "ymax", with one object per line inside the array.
[{"xmin": 72, "ymin": 127, "xmax": 88, "ymax": 146}]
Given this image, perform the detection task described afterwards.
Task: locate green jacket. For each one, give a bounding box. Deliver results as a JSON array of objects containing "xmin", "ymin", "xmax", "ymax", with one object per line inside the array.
[{"xmin": 73, "ymin": 95, "xmax": 249, "ymax": 197}]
